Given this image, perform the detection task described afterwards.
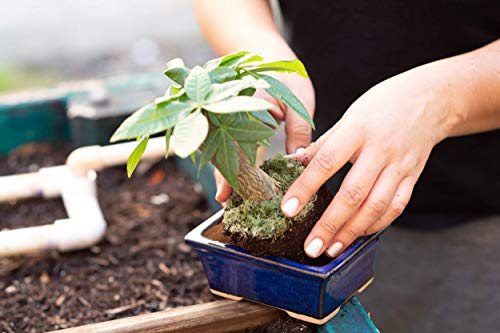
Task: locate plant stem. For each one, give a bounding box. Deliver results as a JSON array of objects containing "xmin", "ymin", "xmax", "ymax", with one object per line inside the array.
[
  {"xmin": 234, "ymin": 149, "xmax": 280, "ymax": 202},
  {"xmin": 210, "ymin": 147, "xmax": 280, "ymax": 202}
]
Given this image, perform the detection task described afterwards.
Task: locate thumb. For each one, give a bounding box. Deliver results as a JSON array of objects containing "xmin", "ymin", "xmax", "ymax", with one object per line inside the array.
[
  {"xmin": 285, "ymin": 111, "xmax": 313, "ymax": 154},
  {"xmin": 214, "ymin": 168, "xmax": 233, "ymax": 203}
]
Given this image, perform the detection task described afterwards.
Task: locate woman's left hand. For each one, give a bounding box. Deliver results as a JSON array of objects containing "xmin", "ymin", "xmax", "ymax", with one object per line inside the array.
[{"xmin": 281, "ymin": 65, "xmax": 457, "ymax": 258}]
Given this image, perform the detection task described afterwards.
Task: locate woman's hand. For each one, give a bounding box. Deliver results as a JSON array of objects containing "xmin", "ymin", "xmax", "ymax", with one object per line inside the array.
[
  {"xmin": 282, "ymin": 65, "xmax": 458, "ymax": 259},
  {"xmin": 215, "ymin": 73, "xmax": 316, "ymax": 203}
]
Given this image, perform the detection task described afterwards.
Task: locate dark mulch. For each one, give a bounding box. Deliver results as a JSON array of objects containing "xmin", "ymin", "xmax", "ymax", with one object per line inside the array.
[
  {"xmin": 248, "ymin": 316, "xmax": 316, "ymax": 333},
  {"xmin": 0, "ymin": 143, "xmax": 214, "ymax": 332},
  {"xmin": 0, "ymin": 143, "xmax": 313, "ymax": 333}
]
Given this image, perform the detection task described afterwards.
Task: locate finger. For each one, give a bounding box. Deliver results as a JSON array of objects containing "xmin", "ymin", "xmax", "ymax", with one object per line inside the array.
[
  {"xmin": 281, "ymin": 127, "xmax": 361, "ymax": 218},
  {"xmin": 268, "ymin": 109, "xmax": 285, "ymax": 122},
  {"xmin": 365, "ymin": 176, "xmax": 416, "ymax": 235},
  {"xmin": 215, "ymin": 179, "xmax": 232, "ymax": 203},
  {"xmin": 285, "ymin": 117, "xmax": 347, "ymax": 165},
  {"xmin": 324, "ymin": 166, "xmax": 401, "ymax": 257},
  {"xmin": 303, "ymin": 149, "xmax": 385, "ymax": 258},
  {"xmin": 214, "ymin": 169, "xmax": 233, "ymax": 203},
  {"xmin": 285, "ymin": 110, "xmax": 313, "ymax": 154},
  {"xmin": 214, "ymin": 168, "xmax": 223, "ymax": 187}
]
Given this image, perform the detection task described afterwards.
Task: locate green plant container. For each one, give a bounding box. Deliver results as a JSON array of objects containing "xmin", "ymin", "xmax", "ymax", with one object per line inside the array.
[
  {"xmin": 0, "ymin": 96, "xmax": 71, "ymax": 155},
  {"xmin": 68, "ymin": 88, "xmax": 159, "ymax": 147}
]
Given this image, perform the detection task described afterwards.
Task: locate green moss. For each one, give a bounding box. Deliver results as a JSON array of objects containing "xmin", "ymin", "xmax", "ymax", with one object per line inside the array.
[
  {"xmin": 223, "ymin": 154, "xmax": 316, "ymax": 239},
  {"xmin": 261, "ymin": 153, "xmax": 305, "ymax": 189}
]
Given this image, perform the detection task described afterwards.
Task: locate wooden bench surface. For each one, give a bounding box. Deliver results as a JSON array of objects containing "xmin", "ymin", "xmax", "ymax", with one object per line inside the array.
[{"xmin": 48, "ymin": 299, "xmax": 282, "ymax": 333}]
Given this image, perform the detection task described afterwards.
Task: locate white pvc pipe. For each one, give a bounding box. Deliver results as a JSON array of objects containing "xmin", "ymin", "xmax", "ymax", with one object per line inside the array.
[
  {"xmin": 0, "ymin": 224, "xmax": 56, "ymax": 256},
  {"xmin": 0, "ymin": 138, "xmax": 174, "ymax": 257},
  {"xmin": 0, "ymin": 165, "xmax": 70, "ymax": 202},
  {"xmin": 67, "ymin": 136, "xmax": 171, "ymax": 175},
  {"xmin": 55, "ymin": 170, "xmax": 107, "ymax": 252},
  {"xmin": 0, "ymin": 169, "xmax": 106, "ymax": 256},
  {"xmin": 0, "ymin": 172, "xmax": 41, "ymax": 202}
]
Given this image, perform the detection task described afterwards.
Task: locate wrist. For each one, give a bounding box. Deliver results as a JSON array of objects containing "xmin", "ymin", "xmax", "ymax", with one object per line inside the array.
[
  {"xmin": 250, "ymin": 30, "xmax": 298, "ymax": 61},
  {"xmin": 425, "ymin": 43, "xmax": 500, "ymax": 138},
  {"xmin": 405, "ymin": 57, "xmax": 469, "ymax": 142}
]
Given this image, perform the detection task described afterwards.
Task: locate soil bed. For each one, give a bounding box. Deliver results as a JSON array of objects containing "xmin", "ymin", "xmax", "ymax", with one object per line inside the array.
[{"xmin": 0, "ymin": 143, "xmax": 313, "ymax": 333}]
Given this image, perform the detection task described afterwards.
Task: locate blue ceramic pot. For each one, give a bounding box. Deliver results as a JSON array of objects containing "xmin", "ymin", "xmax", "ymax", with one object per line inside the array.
[{"xmin": 185, "ymin": 210, "xmax": 383, "ymax": 324}]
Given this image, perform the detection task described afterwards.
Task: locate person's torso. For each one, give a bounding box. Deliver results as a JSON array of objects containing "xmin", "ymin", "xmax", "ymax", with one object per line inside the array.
[{"xmin": 280, "ymin": 0, "xmax": 500, "ymax": 223}]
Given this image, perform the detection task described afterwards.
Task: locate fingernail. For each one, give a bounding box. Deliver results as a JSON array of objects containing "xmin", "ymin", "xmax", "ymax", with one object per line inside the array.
[
  {"xmin": 282, "ymin": 197, "xmax": 299, "ymax": 217},
  {"xmin": 215, "ymin": 184, "xmax": 222, "ymax": 201},
  {"xmin": 305, "ymin": 238, "xmax": 324, "ymax": 258},
  {"xmin": 295, "ymin": 147, "xmax": 305, "ymax": 155},
  {"xmin": 326, "ymin": 242, "xmax": 343, "ymax": 258},
  {"xmin": 284, "ymin": 147, "xmax": 305, "ymax": 158}
]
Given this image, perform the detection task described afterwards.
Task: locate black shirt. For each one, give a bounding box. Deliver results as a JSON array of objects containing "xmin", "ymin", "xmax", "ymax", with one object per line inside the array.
[{"xmin": 280, "ymin": 0, "xmax": 500, "ymax": 226}]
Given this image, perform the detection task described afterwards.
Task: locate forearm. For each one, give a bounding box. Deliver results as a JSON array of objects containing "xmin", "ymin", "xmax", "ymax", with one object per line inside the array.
[
  {"xmin": 447, "ymin": 39, "xmax": 500, "ymax": 136},
  {"xmin": 194, "ymin": 0, "xmax": 296, "ymax": 60},
  {"xmin": 423, "ymin": 39, "xmax": 500, "ymax": 137}
]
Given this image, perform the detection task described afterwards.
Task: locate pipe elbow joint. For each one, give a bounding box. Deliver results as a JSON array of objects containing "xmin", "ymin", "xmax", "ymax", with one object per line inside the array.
[
  {"xmin": 66, "ymin": 145, "xmax": 102, "ymax": 175},
  {"xmin": 53, "ymin": 217, "xmax": 107, "ymax": 252}
]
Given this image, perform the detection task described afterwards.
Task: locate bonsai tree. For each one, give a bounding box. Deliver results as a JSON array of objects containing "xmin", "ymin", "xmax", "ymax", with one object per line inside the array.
[{"xmin": 111, "ymin": 51, "xmax": 331, "ymax": 262}]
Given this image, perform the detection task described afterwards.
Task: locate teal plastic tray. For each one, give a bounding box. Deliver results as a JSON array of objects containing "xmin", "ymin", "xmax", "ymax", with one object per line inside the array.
[{"xmin": 318, "ymin": 297, "xmax": 379, "ymax": 333}]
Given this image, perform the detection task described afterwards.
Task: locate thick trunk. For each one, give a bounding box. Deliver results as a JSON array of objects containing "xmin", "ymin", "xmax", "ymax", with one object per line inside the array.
[
  {"xmin": 206, "ymin": 134, "xmax": 280, "ymax": 202},
  {"xmin": 235, "ymin": 150, "xmax": 280, "ymax": 202}
]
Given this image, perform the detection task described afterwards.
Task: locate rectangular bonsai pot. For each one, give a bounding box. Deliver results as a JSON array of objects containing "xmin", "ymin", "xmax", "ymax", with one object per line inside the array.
[{"xmin": 185, "ymin": 210, "xmax": 383, "ymax": 324}]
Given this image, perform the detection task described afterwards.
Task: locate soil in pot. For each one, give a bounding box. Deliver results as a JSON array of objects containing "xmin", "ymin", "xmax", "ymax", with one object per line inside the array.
[{"xmin": 221, "ymin": 154, "xmax": 333, "ymax": 265}]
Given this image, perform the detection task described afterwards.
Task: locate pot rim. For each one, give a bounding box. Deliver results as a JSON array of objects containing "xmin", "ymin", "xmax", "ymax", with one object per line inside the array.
[{"xmin": 185, "ymin": 210, "xmax": 383, "ymax": 278}]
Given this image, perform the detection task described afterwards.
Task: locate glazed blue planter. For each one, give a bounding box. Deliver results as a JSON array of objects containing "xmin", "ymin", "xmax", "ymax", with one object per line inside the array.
[{"xmin": 185, "ymin": 210, "xmax": 383, "ymax": 324}]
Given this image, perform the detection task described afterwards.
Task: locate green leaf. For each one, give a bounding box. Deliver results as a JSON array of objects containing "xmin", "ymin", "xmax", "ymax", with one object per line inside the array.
[
  {"xmin": 170, "ymin": 85, "xmax": 182, "ymax": 95},
  {"xmin": 220, "ymin": 113, "xmax": 237, "ymax": 125},
  {"xmin": 239, "ymin": 54, "xmax": 264, "ymax": 65},
  {"xmin": 239, "ymin": 141, "xmax": 257, "ymax": 165},
  {"xmin": 215, "ymin": 131, "xmax": 239, "ymax": 190},
  {"xmin": 204, "ymin": 96, "xmax": 279, "ymax": 114},
  {"xmin": 165, "ymin": 128, "xmax": 173, "ymax": 159},
  {"xmin": 256, "ymin": 73, "xmax": 315, "ymax": 129},
  {"xmin": 250, "ymin": 111, "xmax": 279, "ymax": 128},
  {"xmin": 165, "ymin": 58, "xmax": 185, "ymax": 70},
  {"xmin": 257, "ymin": 138, "xmax": 271, "ymax": 147},
  {"xmin": 239, "ymin": 87, "xmax": 256, "ymax": 96},
  {"xmin": 242, "ymin": 60, "xmax": 308, "ymax": 78},
  {"xmin": 164, "ymin": 58, "xmax": 191, "ymax": 86},
  {"xmin": 225, "ymin": 120, "xmax": 275, "ymax": 142},
  {"xmin": 203, "ymin": 51, "xmax": 250, "ymax": 71},
  {"xmin": 234, "ymin": 112, "xmax": 248, "ymax": 123},
  {"xmin": 207, "ymin": 112, "xmax": 221, "ymax": 126},
  {"xmin": 184, "ymin": 66, "xmax": 211, "ymax": 103},
  {"xmin": 164, "ymin": 68, "xmax": 190, "ymax": 86},
  {"xmin": 127, "ymin": 136, "xmax": 149, "ymax": 177},
  {"xmin": 204, "ymin": 79, "xmax": 268, "ymax": 103},
  {"xmin": 219, "ymin": 51, "xmax": 250, "ymax": 67},
  {"xmin": 155, "ymin": 88, "xmax": 184, "ymax": 105},
  {"xmin": 172, "ymin": 110, "xmax": 209, "ymax": 158},
  {"xmin": 207, "ymin": 51, "xmax": 264, "ymax": 70},
  {"xmin": 224, "ymin": 52, "xmax": 267, "ymax": 68},
  {"xmin": 209, "ymin": 66, "xmax": 238, "ymax": 83},
  {"xmin": 203, "ymin": 58, "xmax": 221, "ymax": 71},
  {"xmin": 190, "ymin": 151, "xmax": 197, "ymax": 166},
  {"xmin": 110, "ymin": 102, "xmax": 194, "ymax": 142},
  {"xmin": 199, "ymin": 129, "xmax": 221, "ymax": 170}
]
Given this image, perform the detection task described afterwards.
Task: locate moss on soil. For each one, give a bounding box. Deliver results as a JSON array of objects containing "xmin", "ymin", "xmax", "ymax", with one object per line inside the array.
[{"xmin": 223, "ymin": 154, "xmax": 316, "ymax": 240}]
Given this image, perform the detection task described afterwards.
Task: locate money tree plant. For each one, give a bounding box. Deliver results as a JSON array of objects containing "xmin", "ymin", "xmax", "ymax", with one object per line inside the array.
[{"xmin": 111, "ymin": 51, "xmax": 314, "ymax": 203}]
